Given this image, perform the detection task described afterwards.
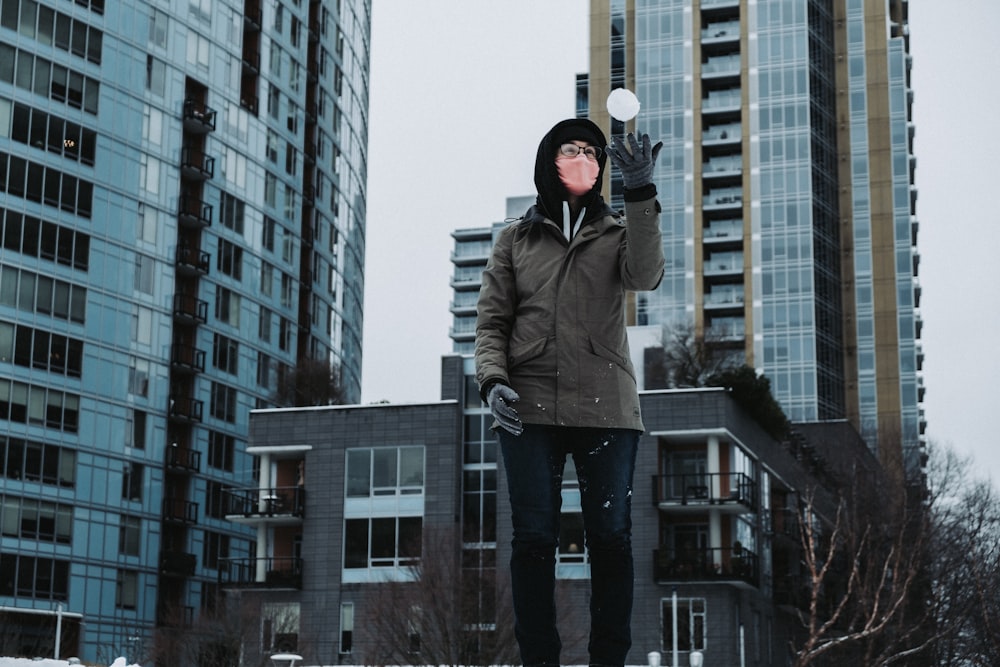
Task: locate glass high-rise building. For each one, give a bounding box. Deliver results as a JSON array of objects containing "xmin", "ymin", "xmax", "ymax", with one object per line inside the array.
[
  {"xmin": 0, "ymin": 0, "xmax": 370, "ymax": 660},
  {"xmin": 584, "ymin": 0, "xmax": 923, "ymax": 481}
]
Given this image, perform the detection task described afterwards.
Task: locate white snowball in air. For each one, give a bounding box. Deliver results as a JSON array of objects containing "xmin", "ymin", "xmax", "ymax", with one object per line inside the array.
[{"xmin": 606, "ymin": 88, "xmax": 641, "ymax": 122}]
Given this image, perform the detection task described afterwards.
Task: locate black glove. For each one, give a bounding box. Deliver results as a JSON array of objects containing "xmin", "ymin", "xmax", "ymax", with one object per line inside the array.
[
  {"xmin": 606, "ymin": 132, "xmax": 664, "ymax": 189},
  {"xmin": 486, "ymin": 383, "xmax": 523, "ymax": 436}
]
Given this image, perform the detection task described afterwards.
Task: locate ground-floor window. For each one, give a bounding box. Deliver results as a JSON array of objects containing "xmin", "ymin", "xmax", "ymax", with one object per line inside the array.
[{"xmin": 661, "ymin": 596, "xmax": 706, "ymax": 652}]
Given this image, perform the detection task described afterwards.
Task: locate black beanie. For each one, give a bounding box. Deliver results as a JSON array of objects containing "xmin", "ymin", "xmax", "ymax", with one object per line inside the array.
[{"xmin": 551, "ymin": 118, "xmax": 605, "ymax": 150}]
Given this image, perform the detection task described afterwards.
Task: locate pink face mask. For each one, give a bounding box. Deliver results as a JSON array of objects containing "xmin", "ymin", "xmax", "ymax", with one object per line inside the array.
[{"xmin": 556, "ymin": 155, "xmax": 599, "ymax": 196}]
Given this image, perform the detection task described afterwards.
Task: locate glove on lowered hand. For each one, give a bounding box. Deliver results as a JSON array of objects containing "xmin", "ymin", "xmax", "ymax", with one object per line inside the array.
[
  {"xmin": 486, "ymin": 382, "xmax": 523, "ymax": 436},
  {"xmin": 606, "ymin": 132, "xmax": 664, "ymax": 189}
]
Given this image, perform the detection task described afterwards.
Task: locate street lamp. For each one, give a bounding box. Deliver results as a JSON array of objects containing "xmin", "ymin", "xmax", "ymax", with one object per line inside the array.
[{"xmin": 689, "ymin": 650, "xmax": 704, "ymax": 667}]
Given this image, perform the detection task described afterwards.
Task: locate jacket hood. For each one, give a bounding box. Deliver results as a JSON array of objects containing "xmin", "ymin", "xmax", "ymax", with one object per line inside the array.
[{"xmin": 533, "ymin": 118, "xmax": 609, "ymax": 222}]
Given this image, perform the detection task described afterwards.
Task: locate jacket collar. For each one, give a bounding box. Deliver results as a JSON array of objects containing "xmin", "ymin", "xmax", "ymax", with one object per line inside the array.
[{"xmin": 521, "ymin": 202, "xmax": 620, "ymax": 242}]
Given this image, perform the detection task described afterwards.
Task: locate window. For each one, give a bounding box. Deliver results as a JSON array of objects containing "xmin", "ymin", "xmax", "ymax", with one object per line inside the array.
[
  {"xmin": 661, "ymin": 597, "xmax": 706, "ymax": 652},
  {"xmin": 0, "ymin": 437, "xmax": 75, "ymax": 486},
  {"xmin": 134, "ymin": 254, "xmax": 154, "ymax": 294},
  {"xmin": 280, "ymin": 272, "xmax": 294, "ymax": 307},
  {"xmin": 260, "ymin": 261, "xmax": 274, "ymax": 297},
  {"xmin": 262, "ymin": 216, "xmax": 276, "ymax": 252},
  {"xmin": 116, "ymin": 569, "xmax": 138, "ymax": 608},
  {"xmin": 215, "ymin": 286, "xmax": 240, "ymax": 326},
  {"xmin": 259, "ymin": 307, "xmax": 272, "ymax": 342},
  {"xmin": 210, "ymin": 382, "xmax": 238, "ymax": 423},
  {"xmin": 145, "ymin": 55, "xmax": 165, "ymax": 95},
  {"xmin": 1, "ymin": 496, "xmax": 73, "ymax": 544},
  {"xmin": 203, "ymin": 531, "xmax": 229, "ymax": 569},
  {"xmin": 130, "ymin": 409, "xmax": 147, "ymax": 449},
  {"xmin": 257, "ymin": 351, "xmax": 272, "ymax": 388},
  {"xmin": 217, "ymin": 238, "xmax": 243, "ymax": 281},
  {"xmin": 206, "ymin": 480, "xmax": 227, "ymax": 519},
  {"xmin": 122, "ymin": 462, "xmax": 143, "ymax": 501},
  {"xmin": 119, "ymin": 515, "xmax": 141, "ymax": 555},
  {"xmin": 131, "ymin": 306, "xmax": 152, "ymax": 345},
  {"xmin": 219, "ymin": 191, "xmax": 245, "ymax": 234},
  {"xmin": 339, "ymin": 602, "xmax": 354, "ymax": 654},
  {"xmin": 149, "ymin": 8, "xmax": 168, "ymax": 47},
  {"xmin": 278, "ymin": 317, "xmax": 292, "ymax": 352},
  {"xmin": 344, "ymin": 517, "xmax": 422, "ymax": 569},
  {"xmin": 212, "ymin": 333, "xmax": 239, "ymax": 375},
  {"xmin": 208, "ymin": 431, "xmax": 235, "ymax": 471},
  {"xmin": 186, "ymin": 30, "xmax": 210, "ymax": 68},
  {"xmin": 0, "ymin": 555, "xmax": 69, "ymax": 600},
  {"xmin": 128, "ymin": 357, "xmax": 149, "ymax": 397},
  {"xmin": 346, "ymin": 447, "xmax": 424, "ymax": 497}
]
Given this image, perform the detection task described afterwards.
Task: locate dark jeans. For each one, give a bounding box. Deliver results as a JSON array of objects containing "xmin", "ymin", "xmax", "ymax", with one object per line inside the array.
[{"xmin": 500, "ymin": 424, "xmax": 639, "ymax": 667}]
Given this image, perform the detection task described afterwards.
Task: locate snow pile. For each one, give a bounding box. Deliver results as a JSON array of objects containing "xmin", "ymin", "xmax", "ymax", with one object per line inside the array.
[{"xmin": 0, "ymin": 658, "xmax": 139, "ymax": 667}]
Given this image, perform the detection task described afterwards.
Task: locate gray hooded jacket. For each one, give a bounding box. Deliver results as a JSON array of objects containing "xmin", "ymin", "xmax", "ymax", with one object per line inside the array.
[{"xmin": 474, "ymin": 119, "xmax": 665, "ymax": 431}]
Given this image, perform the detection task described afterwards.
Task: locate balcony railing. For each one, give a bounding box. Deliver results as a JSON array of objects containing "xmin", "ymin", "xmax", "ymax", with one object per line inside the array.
[
  {"xmin": 169, "ymin": 394, "xmax": 204, "ymax": 422},
  {"xmin": 162, "ymin": 497, "xmax": 198, "ymax": 524},
  {"xmin": 172, "ymin": 294, "xmax": 208, "ymax": 324},
  {"xmin": 180, "ymin": 146, "xmax": 215, "ymax": 181},
  {"xmin": 176, "ymin": 244, "xmax": 210, "ymax": 275},
  {"xmin": 702, "ymin": 54, "xmax": 741, "ymax": 77},
  {"xmin": 159, "ymin": 549, "xmax": 197, "ymax": 577},
  {"xmin": 652, "ymin": 472, "xmax": 757, "ymax": 510},
  {"xmin": 219, "ymin": 556, "xmax": 303, "ymax": 589},
  {"xmin": 182, "ymin": 98, "xmax": 217, "ymax": 133},
  {"xmin": 702, "ymin": 21, "xmax": 740, "ymax": 42},
  {"xmin": 178, "ymin": 195, "xmax": 212, "ymax": 229},
  {"xmin": 171, "ymin": 343, "xmax": 206, "ymax": 373},
  {"xmin": 653, "ymin": 545, "xmax": 759, "ymax": 587},
  {"xmin": 166, "ymin": 444, "xmax": 201, "ymax": 472},
  {"xmin": 225, "ymin": 486, "xmax": 305, "ymax": 518}
]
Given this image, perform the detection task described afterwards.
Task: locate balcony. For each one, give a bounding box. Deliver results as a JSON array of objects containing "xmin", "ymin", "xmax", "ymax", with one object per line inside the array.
[
  {"xmin": 166, "ymin": 443, "xmax": 201, "ymax": 472},
  {"xmin": 704, "ymin": 289, "xmax": 744, "ymax": 312},
  {"xmin": 702, "ymin": 89, "xmax": 741, "ymax": 115},
  {"xmin": 703, "ymin": 123, "xmax": 741, "ymax": 146},
  {"xmin": 168, "ymin": 395, "xmax": 204, "ymax": 423},
  {"xmin": 225, "ymin": 486, "xmax": 305, "ymax": 524},
  {"xmin": 176, "ymin": 244, "xmax": 210, "ymax": 276},
  {"xmin": 180, "ymin": 146, "xmax": 215, "ymax": 181},
  {"xmin": 702, "ymin": 156, "xmax": 742, "ymax": 181},
  {"xmin": 162, "ymin": 497, "xmax": 198, "ymax": 524},
  {"xmin": 701, "ymin": 21, "xmax": 740, "ymax": 44},
  {"xmin": 653, "ymin": 545, "xmax": 759, "ymax": 588},
  {"xmin": 159, "ymin": 549, "xmax": 197, "ymax": 577},
  {"xmin": 182, "ymin": 98, "xmax": 217, "ymax": 134},
  {"xmin": 219, "ymin": 556, "xmax": 302, "ymax": 589},
  {"xmin": 651, "ymin": 472, "xmax": 757, "ymax": 513},
  {"xmin": 702, "ymin": 54, "xmax": 741, "ymax": 80},
  {"xmin": 178, "ymin": 195, "xmax": 212, "ymax": 229},
  {"xmin": 170, "ymin": 343, "xmax": 206, "ymax": 375},
  {"xmin": 172, "ymin": 293, "xmax": 208, "ymax": 324},
  {"xmin": 243, "ymin": 5, "xmax": 262, "ymax": 30},
  {"xmin": 703, "ymin": 189, "xmax": 743, "ymax": 211}
]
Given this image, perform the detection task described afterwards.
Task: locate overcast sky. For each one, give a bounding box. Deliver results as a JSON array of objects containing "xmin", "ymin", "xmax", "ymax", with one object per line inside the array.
[{"xmin": 361, "ymin": 1, "xmax": 1000, "ymax": 482}]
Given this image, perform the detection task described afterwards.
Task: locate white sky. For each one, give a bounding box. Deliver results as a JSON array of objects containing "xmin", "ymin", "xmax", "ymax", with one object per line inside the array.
[{"xmin": 361, "ymin": 1, "xmax": 1000, "ymax": 482}]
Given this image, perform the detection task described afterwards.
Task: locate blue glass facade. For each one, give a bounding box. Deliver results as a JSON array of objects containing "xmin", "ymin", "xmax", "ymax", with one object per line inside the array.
[
  {"xmin": 618, "ymin": 0, "xmax": 923, "ymax": 474},
  {"xmin": 0, "ymin": 0, "xmax": 370, "ymax": 660}
]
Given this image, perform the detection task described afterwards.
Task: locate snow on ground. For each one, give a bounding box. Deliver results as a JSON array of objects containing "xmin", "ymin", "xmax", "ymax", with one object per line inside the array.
[{"xmin": 0, "ymin": 659, "xmax": 138, "ymax": 667}]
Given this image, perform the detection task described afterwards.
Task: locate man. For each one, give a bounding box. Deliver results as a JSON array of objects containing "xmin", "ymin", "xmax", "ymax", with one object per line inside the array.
[{"xmin": 475, "ymin": 117, "xmax": 664, "ymax": 667}]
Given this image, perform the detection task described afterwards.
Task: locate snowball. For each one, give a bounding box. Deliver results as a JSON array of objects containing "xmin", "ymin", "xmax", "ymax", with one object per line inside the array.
[{"xmin": 606, "ymin": 88, "xmax": 641, "ymax": 122}]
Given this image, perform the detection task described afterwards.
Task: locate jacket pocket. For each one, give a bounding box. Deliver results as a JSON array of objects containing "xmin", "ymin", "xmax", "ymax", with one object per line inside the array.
[
  {"xmin": 508, "ymin": 335, "xmax": 549, "ymax": 368},
  {"xmin": 588, "ymin": 335, "xmax": 636, "ymax": 382}
]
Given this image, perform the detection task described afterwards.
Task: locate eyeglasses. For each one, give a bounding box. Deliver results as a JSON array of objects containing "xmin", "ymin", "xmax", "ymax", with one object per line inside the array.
[{"xmin": 559, "ymin": 143, "xmax": 602, "ymax": 161}]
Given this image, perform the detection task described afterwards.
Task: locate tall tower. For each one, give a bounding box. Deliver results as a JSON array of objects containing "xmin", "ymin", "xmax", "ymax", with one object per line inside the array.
[
  {"xmin": 0, "ymin": 0, "xmax": 371, "ymax": 660},
  {"xmin": 587, "ymin": 0, "xmax": 924, "ymax": 480}
]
